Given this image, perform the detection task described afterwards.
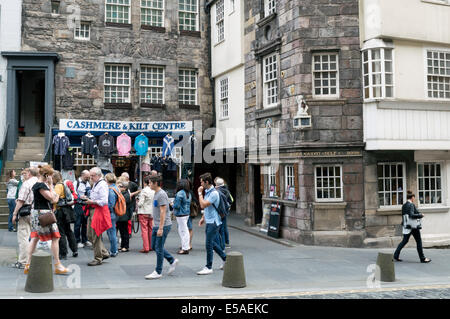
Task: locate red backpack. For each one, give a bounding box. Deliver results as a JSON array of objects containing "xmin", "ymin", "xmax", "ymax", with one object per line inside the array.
[{"xmin": 109, "ymin": 187, "xmax": 127, "ymax": 217}]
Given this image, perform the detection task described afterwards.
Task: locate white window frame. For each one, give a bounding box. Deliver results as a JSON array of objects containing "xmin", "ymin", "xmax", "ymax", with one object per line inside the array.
[
  {"xmin": 417, "ymin": 162, "xmax": 444, "ymax": 206},
  {"xmin": 229, "ymin": 0, "xmax": 235, "ymax": 14},
  {"xmin": 312, "ymin": 52, "xmax": 340, "ymax": 98},
  {"xmin": 178, "ymin": 68, "xmax": 198, "ymax": 105},
  {"xmin": 362, "ymin": 48, "xmax": 394, "ymax": 100},
  {"xmin": 216, "ymin": 0, "xmax": 225, "ymax": 43},
  {"xmin": 268, "ymin": 164, "xmax": 277, "ymax": 194},
  {"xmin": 140, "ymin": 65, "xmax": 165, "ymax": 105},
  {"xmin": 141, "ymin": 0, "xmax": 165, "ymax": 27},
  {"xmin": 377, "ymin": 162, "xmax": 406, "ymax": 208},
  {"xmin": 105, "ymin": 0, "xmax": 131, "ymax": 24},
  {"xmin": 421, "ymin": 0, "xmax": 450, "ymax": 6},
  {"xmin": 314, "ymin": 165, "xmax": 343, "ymax": 202},
  {"xmin": 104, "ymin": 64, "xmax": 131, "ymax": 103},
  {"xmin": 264, "ymin": 0, "xmax": 277, "ymax": 17},
  {"xmin": 149, "ymin": 147, "xmax": 162, "ymax": 157},
  {"xmin": 263, "ymin": 52, "xmax": 279, "ymax": 109},
  {"xmin": 179, "ymin": 0, "xmax": 199, "ymax": 31},
  {"xmin": 284, "ymin": 165, "xmax": 295, "ymax": 192},
  {"xmin": 425, "ymin": 48, "xmax": 450, "ymax": 100},
  {"xmin": 73, "ymin": 147, "xmax": 96, "ymax": 167},
  {"xmin": 219, "ymin": 77, "xmax": 229, "ymax": 120},
  {"xmin": 74, "ymin": 22, "xmax": 91, "ymax": 41}
]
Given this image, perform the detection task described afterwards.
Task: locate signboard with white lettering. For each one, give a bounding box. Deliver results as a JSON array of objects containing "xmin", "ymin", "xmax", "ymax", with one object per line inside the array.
[
  {"xmin": 59, "ymin": 119, "xmax": 193, "ymax": 132},
  {"xmin": 268, "ymin": 202, "xmax": 282, "ymax": 238}
]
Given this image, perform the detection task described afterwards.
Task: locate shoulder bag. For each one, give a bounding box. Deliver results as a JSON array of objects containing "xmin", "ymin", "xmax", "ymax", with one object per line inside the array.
[
  {"xmin": 18, "ymin": 189, "xmax": 32, "ymax": 217},
  {"xmin": 38, "ymin": 192, "xmax": 57, "ymax": 227}
]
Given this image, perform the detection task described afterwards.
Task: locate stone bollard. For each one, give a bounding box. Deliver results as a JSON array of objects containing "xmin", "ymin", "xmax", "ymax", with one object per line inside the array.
[
  {"xmin": 376, "ymin": 252, "xmax": 395, "ymax": 282},
  {"xmin": 25, "ymin": 251, "xmax": 54, "ymax": 293},
  {"xmin": 222, "ymin": 251, "xmax": 246, "ymax": 288}
]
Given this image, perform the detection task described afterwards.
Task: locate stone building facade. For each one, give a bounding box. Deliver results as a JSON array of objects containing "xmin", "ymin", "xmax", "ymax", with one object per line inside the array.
[
  {"xmin": 243, "ymin": 0, "xmax": 365, "ymax": 247},
  {"xmin": 2, "ymin": 0, "xmax": 213, "ymax": 162}
]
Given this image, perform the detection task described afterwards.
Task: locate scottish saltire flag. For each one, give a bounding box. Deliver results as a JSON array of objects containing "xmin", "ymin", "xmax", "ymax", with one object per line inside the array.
[{"xmin": 162, "ymin": 134, "xmax": 174, "ymax": 157}]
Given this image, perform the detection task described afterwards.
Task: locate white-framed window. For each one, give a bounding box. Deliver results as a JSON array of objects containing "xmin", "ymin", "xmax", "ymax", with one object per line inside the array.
[
  {"xmin": 140, "ymin": 65, "xmax": 165, "ymax": 104},
  {"xmin": 141, "ymin": 0, "xmax": 164, "ymax": 27},
  {"xmin": 264, "ymin": 0, "xmax": 277, "ymax": 17},
  {"xmin": 426, "ymin": 50, "xmax": 450, "ymax": 99},
  {"xmin": 74, "ymin": 22, "xmax": 90, "ymax": 41},
  {"xmin": 417, "ymin": 163, "xmax": 443, "ymax": 205},
  {"xmin": 362, "ymin": 48, "xmax": 394, "ymax": 99},
  {"xmin": 230, "ymin": 0, "xmax": 235, "ymax": 14},
  {"xmin": 104, "ymin": 64, "xmax": 131, "ymax": 103},
  {"xmin": 73, "ymin": 147, "xmax": 96, "ymax": 167},
  {"xmin": 216, "ymin": 0, "xmax": 225, "ymax": 43},
  {"xmin": 179, "ymin": 0, "xmax": 198, "ymax": 31},
  {"xmin": 149, "ymin": 147, "xmax": 162, "ymax": 157},
  {"xmin": 377, "ymin": 162, "xmax": 406, "ymax": 207},
  {"xmin": 285, "ymin": 165, "xmax": 295, "ymax": 191},
  {"xmin": 106, "ymin": 0, "xmax": 131, "ymax": 24},
  {"xmin": 315, "ymin": 165, "xmax": 343, "ymax": 202},
  {"xmin": 263, "ymin": 53, "xmax": 278, "ymax": 108},
  {"xmin": 219, "ymin": 77, "xmax": 229, "ymax": 119},
  {"xmin": 312, "ymin": 52, "xmax": 339, "ymax": 98},
  {"xmin": 268, "ymin": 164, "xmax": 277, "ymax": 194},
  {"xmin": 178, "ymin": 69, "xmax": 197, "ymax": 105}
]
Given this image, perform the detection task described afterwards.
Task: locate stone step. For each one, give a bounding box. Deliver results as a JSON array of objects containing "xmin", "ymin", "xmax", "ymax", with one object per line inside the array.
[
  {"xmin": 14, "ymin": 149, "xmax": 44, "ymax": 155},
  {"xmin": 0, "ymin": 211, "xmax": 10, "ymax": 223},
  {"xmin": 4, "ymin": 161, "xmax": 28, "ymax": 169},
  {"xmin": 16, "ymin": 142, "xmax": 45, "ymax": 150},
  {"xmin": 14, "ymin": 155, "xmax": 44, "ymax": 161},
  {"xmin": 0, "ymin": 222, "xmax": 8, "ymax": 230},
  {"xmin": 19, "ymin": 136, "xmax": 45, "ymax": 143},
  {"xmin": 0, "ymin": 183, "xmax": 6, "ymax": 191},
  {"xmin": 0, "ymin": 198, "xmax": 8, "ymax": 206}
]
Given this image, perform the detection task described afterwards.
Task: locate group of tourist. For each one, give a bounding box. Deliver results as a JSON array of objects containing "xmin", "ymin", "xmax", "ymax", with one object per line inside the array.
[{"xmin": 8, "ymin": 165, "xmax": 234, "ymax": 279}]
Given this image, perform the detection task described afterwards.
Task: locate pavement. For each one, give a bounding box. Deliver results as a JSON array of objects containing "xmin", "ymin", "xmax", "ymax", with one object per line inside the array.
[{"xmin": 1, "ymin": 213, "xmax": 450, "ymax": 299}]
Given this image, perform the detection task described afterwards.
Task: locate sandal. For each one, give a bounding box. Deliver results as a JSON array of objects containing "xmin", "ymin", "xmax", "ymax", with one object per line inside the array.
[
  {"xmin": 54, "ymin": 262, "xmax": 70, "ymax": 275},
  {"xmin": 24, "ymin": 263, "xmax": 30, "ymax": 275}
]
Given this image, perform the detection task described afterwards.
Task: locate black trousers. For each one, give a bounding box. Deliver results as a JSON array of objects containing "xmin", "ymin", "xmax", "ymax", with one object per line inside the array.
[
  {"xmin": 117, "ymin": 221, "xmax": 130, "ymax": 249},
  {"xmin": 56, "ymin": 211, "xmax": 78, "ymax": 257},
  {"xmin": 394, "ymin": 229, "xmax": 425, "ymax": 261}
]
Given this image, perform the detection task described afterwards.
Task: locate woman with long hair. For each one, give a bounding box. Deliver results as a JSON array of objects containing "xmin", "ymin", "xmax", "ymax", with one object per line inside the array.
[
  {"xmin": 25, "ymin": 165, "xmax": 69, "ymax": 275},
  {"xmin": 172, "ymin": 179, "xmax": 192, "ymax": 254}
]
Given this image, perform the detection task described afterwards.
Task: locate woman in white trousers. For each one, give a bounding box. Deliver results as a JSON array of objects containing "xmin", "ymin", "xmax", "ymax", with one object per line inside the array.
[{"xmin": 171, "ymin": 179, "xmax": 192, "ymax": 255}]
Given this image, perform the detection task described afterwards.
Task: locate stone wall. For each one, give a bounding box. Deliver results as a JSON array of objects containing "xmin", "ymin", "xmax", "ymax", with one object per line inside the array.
[{"xmin": 21, "ymin": 0, "xmax": 213, "ymax": 127}]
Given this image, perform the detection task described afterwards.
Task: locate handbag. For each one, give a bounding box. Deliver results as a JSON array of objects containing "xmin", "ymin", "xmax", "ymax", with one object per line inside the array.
[
  {"xmin": 38, "ymin": 201, "xmax": 57, "ymax": 227},
  {"xmin": 18, "ymin": 189, "xmax": 32, "ymax": 217},
  {"xmin": 190, "ymin": 200, "xmax": 199, "ymax": 218},
  {"xmin": 404, "ymin": 214, "xmax": 422, "ymax": 230}
]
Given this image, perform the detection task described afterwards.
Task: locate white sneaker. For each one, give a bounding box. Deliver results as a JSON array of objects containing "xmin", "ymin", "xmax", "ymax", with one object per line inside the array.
[
  {"xmin": 145, "ymin": 271, "xmax": 162, "ymax": 280},
  {"xmin": 84, "ymin": 241, "xmax": 93, "ymax": 247},
  {"xmin": 219, "ymin": 261, "xmax": 226, "ymax": 270},
  {"xmin": 77, "ymin": 243, "xmax": 84, "ymax": 248},
  {"xmin": 225, "ymin": 245, "xmax": 232, "ymax": 249},
  {"xmin": 167, "ymin": 259, "xmax": 178, "ymax": 275},
  {"xmin": 197, "ymin": 267, "xmax": 213, "ymax": 275}
]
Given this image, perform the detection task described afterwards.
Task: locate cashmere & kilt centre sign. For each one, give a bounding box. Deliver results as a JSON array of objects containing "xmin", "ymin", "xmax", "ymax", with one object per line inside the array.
[{"xmin": 59, "ymin": 119, "xmax": 193, "ymax": 132}]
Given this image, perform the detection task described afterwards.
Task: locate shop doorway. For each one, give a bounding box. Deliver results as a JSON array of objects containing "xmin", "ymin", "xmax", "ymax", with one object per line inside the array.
[
  {"xmin": 17, "ymin": 70, "xmax": 46, "ymax": 136},
  {"xmin": 253, "ymin": 164, "xmax": 263, "ymax": 225}
]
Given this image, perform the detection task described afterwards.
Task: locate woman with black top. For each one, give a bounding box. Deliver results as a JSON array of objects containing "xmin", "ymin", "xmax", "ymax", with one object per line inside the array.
[
  {"xmin": 117, "ymin": 181, "xmax": 132, "ymax": 252},
  {"xmin": 24, "ymin": 165, "xmax": 70, "ymax": 275}
]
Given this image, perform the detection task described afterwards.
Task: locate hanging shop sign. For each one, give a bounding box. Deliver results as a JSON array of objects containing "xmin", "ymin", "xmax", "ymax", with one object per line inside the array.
[{"xmin": 59, "ymin": 119, "xmax": 193, "ymax": 133}]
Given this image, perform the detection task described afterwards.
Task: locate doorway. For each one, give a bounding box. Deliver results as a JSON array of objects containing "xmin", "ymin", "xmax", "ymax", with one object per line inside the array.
[
  {"xmin": 253, "ymin": 164, "xmax": 263, "ymax": 225},
  {"xmin": 17, "ymin": 70, "xmax": 46, "ymax": 137}
]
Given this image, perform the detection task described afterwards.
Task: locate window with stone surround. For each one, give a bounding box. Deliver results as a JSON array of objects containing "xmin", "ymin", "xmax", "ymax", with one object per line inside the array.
[
  {"xmin": 268, "ymin": 164, "xmax": 277, "ymax": 195},
  {"xmin": 178, "ymin": 69, "xmax": 197, "ymax": 105},
  {"xmin": 74, "ymin": 22, "xmax": 90, "ymax": 41},
  {"xmin": 219, "ymin": 77, "xmax": 229, "ymax": 119},
  {"xmin": 285, "ymin": 165, "xmax": 295, "ymax": 192},
  {"xmin": 263, "ymin": 53, "xmax": 279, "ymax": 108},
  {"xmin": 51, "ymin": 1, "xmax": 60, "ymax": 14},
  {"xmin": 312, "ymin": 52, "xmax": 339, "ymax": 98},
  {"xmin": 417, "ymin": 163, "xmax": 443, "ymax": 205},
  {"xmin": 427, "ymin": 50, "xmax": 450, "ymax": 99},
  {"xmin": 216, "ymin": 0, "xmax": 225, "ymax": 43},
  {"xmin": 106, "ymin": 0, "xmax": 131, "ymax": 24},
  {"xmin": 362, "ymin": 48, "xmax": 394, "ymax": 99},
  {"xmin": 141, "ymin": 0, "xmax": 164, "ymax": 27},
  {"xmin": 179, "ymin": 0, "xmax": 198, "ymax": 31},
  {"xmin": 104, "ymin": 64, "xmax": 131, "ymax": 103},
  {"xmin": 140, "ymin": 65, "xmax": 165, "ymax": 105},
  {"xmin": 377, "ymin": 162, "xmax": 406, "ymax": 207},
  {"xmin": 264, "ymin": 0, "xmax": 277, "ymax": 17},
  {"xmin": 315, "ymin": 165, "xmax": 343, "ymax": 202}
]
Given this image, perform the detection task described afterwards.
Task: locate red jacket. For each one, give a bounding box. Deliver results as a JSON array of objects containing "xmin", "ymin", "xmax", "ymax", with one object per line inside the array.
[{"xmin": 90, "ymin": 205, "xmax": 112, "ymax": 237}]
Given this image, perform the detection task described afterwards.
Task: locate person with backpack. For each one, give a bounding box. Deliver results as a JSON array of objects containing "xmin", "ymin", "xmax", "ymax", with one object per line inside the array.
[
  {"xmin": 196, "ymin": 173, "xmax": 226, "ymax": 275},
  {"xmin": 53, "ymin": 171, "xmax": 78, "ymax": 260},
  {"xmin": 105, "ymin": 173, "xmax": 121, "ymax": 257},
  {"xmin": 171, "ymin": 179, "xmax": 192, "ymax": 255},
  {"xmin": 117, "ymin": 181, "xmax": 132, "ymax": 252},
  {"xmin": 214, "ymin": 177, "xmax": 233, "ymax": 250}
]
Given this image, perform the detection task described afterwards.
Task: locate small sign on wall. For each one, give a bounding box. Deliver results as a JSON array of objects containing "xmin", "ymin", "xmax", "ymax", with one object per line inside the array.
[{"xmin": 65, "ymin": 67, "xmax": 76, "ymax": 78}]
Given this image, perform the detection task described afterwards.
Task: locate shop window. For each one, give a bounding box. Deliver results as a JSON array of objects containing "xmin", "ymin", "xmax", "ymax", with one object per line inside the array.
[
  {"xmin": 140, "ymin": 65, "xmax": 165, "ymax": 104},
  {"xmin": 75, "ymin": 22, "xmax": 90, "ymax": 41},
  {"xmin": 104, "ymin": 64, "xmax": 131, "ymax": 103},
  {"xmin": 178, "ymin": 68, "xmax": 197, "ymax": 105},
  {"xmin": 377, "ymin": 162, "xmax": 405, "ymax": 207},
  {"xmin": 141, "ymin": 0, "xmax": 164, "ymax": 27},
  {"xmin": 106, "ymin": 0, "xmax": 131, "ymax": 24},
  {"xmin": 418, "ymin": 163, "xmax": 442, "ymax": 205},
  {"xmin": 179, "ymin": 0, "xmax": 198, "ymax": 31},
  {"xmin": 426, "ymin": 50, "xmax": 450, "ymax": 99},
  {"xmin": 312, "ymin": 52, "xmax": 339, "ymax": 98},
  {"xmin": 315, "ymin": 165, "xmax": 343, "ymax": 202},
  {"xmin": 219, "ymin": 77, "xmax": 229, "ymax": 119},
  {"xmin": 216, "ymin": 0, "xmax": 225, "ymax": 43},
  {"xmin": 362, "ymin": 48, "xmax": 394, "ymax": 99},
  {"xmin": 263, "ymin": 52, "xmax": 278, "ymax": 108}
]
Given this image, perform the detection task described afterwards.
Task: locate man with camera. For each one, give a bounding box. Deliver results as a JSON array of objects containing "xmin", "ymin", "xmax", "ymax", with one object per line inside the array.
[{"xmin": 74, "ymin": 170, "xmax": 92, "ymax": 248}]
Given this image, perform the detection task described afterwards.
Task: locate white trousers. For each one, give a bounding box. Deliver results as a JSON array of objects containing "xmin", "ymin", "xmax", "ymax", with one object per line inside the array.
[
  {"xmin": 176, "ymin": 216, "xmax": 190, "ymax": 251},
  {"xmin": 17, "ymin": 216, "xmax": 31, "ymax": 264}
]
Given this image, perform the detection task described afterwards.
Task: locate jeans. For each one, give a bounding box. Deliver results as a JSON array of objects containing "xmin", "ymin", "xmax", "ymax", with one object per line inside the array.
[
  {"xmin": 74, "ymin": 204, "xmax": 88, "ymax": 244},
  {"xmin": 106, "ymin": 213, "xmax": 118, "ymax": 254},
  {"xmin": 151, "ymin": 225, "xmax": 175, "ymax": 275},
  {"xmin": 216, "ymin": 223, "xmax": 225, "ymax": 251},
  {"xmin": 7, "ymin": 199, "xmax": 16, "ymax": 231},
  {"xmin": 223, "ymin": 215, "xmax": 230, "ymax": 245},
  {"xmin": 394, "ymin": 229, "xmax": 426, "ymax": 261},
  {"xmin": 205, "ymin": 223, "xmax": 226, "ymax": 269}
]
